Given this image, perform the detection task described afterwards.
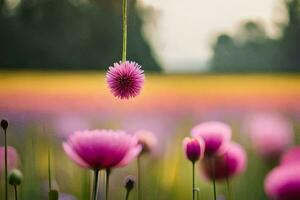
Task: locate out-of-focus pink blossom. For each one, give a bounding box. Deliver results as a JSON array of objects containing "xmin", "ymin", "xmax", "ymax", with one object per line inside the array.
[
  {"xmin": 63, "ymin": 130, "xmax": 142, "ymax": 169},
  {"xmin": 265, "ymin": 164, "xmax": 300, "ymax": 200},
  {"xmin": 280, "ymin": 146, "xmax": 300, "ymax": 166},
  {"xmin": 183, "ymin": 137, "xmax": 205, "ymax": 163},
  {"xmin": 191, "ymin": 121, "xmax": 231, "ymax": 156},
  {"xmin": 244, "ymin": 113, "xmax": 293, "ymax": 157},
  {"xmin": 135, "ymin": 130, "xmax": 157, "ymax": 154},
  {"xmin": 202, "ymin": 143, "xmax": 247, "ymax": 181},
  {"xmin": 0, "ymin": 146, "xmax": 19, "ymax": 172}
]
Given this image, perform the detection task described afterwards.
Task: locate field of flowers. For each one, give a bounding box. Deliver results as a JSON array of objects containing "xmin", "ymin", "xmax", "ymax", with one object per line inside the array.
[{"xmin": 0, "ymin": 72, "xmax": 300, "ymax": 200}]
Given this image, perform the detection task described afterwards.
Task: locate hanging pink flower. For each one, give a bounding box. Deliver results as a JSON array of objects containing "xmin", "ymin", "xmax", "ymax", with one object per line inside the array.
[
  {"xmin": 106, "ymin": 61, "xmax": 145, "ymax": 99},
  {"xmin": 0, "ymin": 146, "xmax": 19, "ymax": 172},
  {"xmin": 243, "ymin": 113, "xmax": 293, "ymax": 157},
  {"xmin": 280, "ymin": 146, "xmax": 300, "ymax": 166},
  {"xmin": 183, "ymin": 137, "xmax": 205, "ymax": 163},
  {"xmin": 63, "ymin": 130, "xmax": 142, "ymax": 169},
  {"xmin": 265, "ymin": 164, "xmax": 300, "ymax": 200},
  {"xmin": 191, "ymin": 121, "xmax": 231, "ymax": 156},
  {"xmin": 201, "ymin": 143, "xmax": 247, "ymax": 181}
]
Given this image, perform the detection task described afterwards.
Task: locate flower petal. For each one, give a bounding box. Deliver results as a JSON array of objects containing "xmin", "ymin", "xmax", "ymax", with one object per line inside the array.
[{"xmin": 63, "ymin": 142, "xmax": 89, "ymax": 168}]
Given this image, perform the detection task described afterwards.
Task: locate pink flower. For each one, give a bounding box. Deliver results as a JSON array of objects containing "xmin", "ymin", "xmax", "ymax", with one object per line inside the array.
[
  {"xmin": 280, "ymin": 146, "xmax": 300, "ymax": 166},
  {"xmin": 244, "ymin": 113, "xmax": 293, "ymax": 157},
  {"xmin": 0, "ymin": 146, "xmax": 19, "ymax": 172},
  {"xmin": 265, "ymin": 164, "xmax": 300, "ymax": 200},
  {"xmin": 106, "ymin": 61, "xmax": 145, "ymax": 99},
  {"xmin": 63, "ymin": 130, "xmax": 142, "ymax": 169},
  {"xmin": 191, "ymin": 121, "xmax": 231, "ymax": 156},
  {"xmin": 135, "ymin": 130, "xmax": 157, "ymax": 154},
  {"xmin": 201, "ymin": 143, "xmax": 247, "ymax": 181},
  {"xmin": 183, "ymin": 137, "xmax": 205, "ymax": 163}
]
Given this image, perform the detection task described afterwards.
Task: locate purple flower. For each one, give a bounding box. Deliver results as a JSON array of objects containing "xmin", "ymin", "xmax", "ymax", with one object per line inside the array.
[
  {"xmin": 0, "ymin": 146, "xmax": 19, "ymax": 172},
  {"xmin": 183, "ymin": 137, "xmax": 205, "ymax": 163},
  {"xmin": 280, "ymin": 146, "xmax": 300, "ymax": 166},
  {"xmin": 243, "ymin": 113, "xmax": 293, "ymax": 157},
  {"xmin": 191, "ymin": 121, "xmax": 231, "ymax": 156},
  {"xmin": 106, "ymin": 61, "xmax": 145, "ymax": 99},
  {"xmin": 63, "ymin": 130, "xmax": 142, "ymax": 169},
  {"xmin": 265, "ymin": 164, "xmax": 300, "ymax": 200},
  {"xmin": 201, "ymin": 143, "xmax": 247, "ymax": 181}
]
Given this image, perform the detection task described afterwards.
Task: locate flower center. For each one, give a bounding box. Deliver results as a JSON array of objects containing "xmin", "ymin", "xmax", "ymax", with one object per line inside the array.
[{"xmin": 118, "ymin": 75, "xmax": 132, "ymax": 89}]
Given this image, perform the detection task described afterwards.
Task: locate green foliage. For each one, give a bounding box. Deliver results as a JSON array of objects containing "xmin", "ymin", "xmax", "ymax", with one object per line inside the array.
[
  {"xmin": 0, "ymin": 0, "xmax": 161, "ymax": 71},
  {"xmin": 210, "ymin": 0, "xmax": 300, "ymax": 73}
]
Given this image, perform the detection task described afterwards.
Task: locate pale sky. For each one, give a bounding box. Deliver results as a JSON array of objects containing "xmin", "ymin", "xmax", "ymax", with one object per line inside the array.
[{"xmin": 138, "ymin": 0, "xmax": 286, "ymax": 72}]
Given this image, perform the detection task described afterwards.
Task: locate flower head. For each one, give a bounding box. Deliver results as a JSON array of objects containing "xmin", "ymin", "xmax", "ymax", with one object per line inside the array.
[
  {"xmin": 265, "ymin": 164, "xmax": 300, "ymax": 200},
  {"xmin": 280, "ymin": 146, "xmax": 300, "ymax": 166},
  {"xmin": 8, "ymin": 169, "xmax": 23, "ymax": 186},
  {"xmin": 63, "ymin": 130, "xmax": 142, "ymax": 170},
  {"xmin": 106, "ymin": 61, "xmax": 145, "ymax": 99},
  {"xmin": 1, "ymin": 119, "xmax": 8, "ymax": 131},
  {"xmin": 243, "ymin": 113, "xmax": 293, "ymax": 157},
  {"xmin": 135, "ymin": 130, "xmax": 157, "ymax": 154},
  {"xmin": 191, "ymin": 121, "xmax": 231, "ymax": 156},
  {"xmin": 202, "ymin": 143, "xmax": 247, "ymax": 181},
  {"xmin": 183, "ymin": 137, "xmax": 205, "ymax": 163},
  {"xmin": 124, "ymin": 175, "xmax": 135, "ymax": 192},
  {"xmin": 0, "ymin": 146, "xmax": 19, "ymax": 172}
]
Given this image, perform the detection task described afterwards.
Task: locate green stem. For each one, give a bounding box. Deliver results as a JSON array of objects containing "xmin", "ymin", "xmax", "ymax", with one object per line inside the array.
[
  {"xmin": 106, "ymin": 169, "xmax": 111, "ymax": 200},
  {"xmin": 4, "ymin": 130, "xmax": 7, "ymax": 200},
  {"xmin": 210, "ymin": 159, "xmax": 216, "ymax": 200},
  {"xmin": 196, "ymin": 189, "xmax": 200, "ymax": 200},
  {"xmin": 122, "ymin": 0, "xmax": 127, "ymax": 62},
  {"xmin": 14, "ymin": 185, "xmax": 18, "ymax": 200},
  {"xmin": 226, "ymin": 177, "xmax": 232, "ymax": 200},
  {"xmin": 192, "ymin": 162, "xmax": 195, "ymax": 200},
  {"xmin": 125, "ymin": 190, "xmax": 130, "ymax": 200},
  {"xmin": 48, "ymin": 148, "xmax": 52, "ymax": 191},
  {"xmin": 92, "ymin": 169, "xmax": 100, "ymax": 200},
  {"xmin": 137, "ymin": 155, "xmax": 141, "ymax": 200},
  {"xmin": 194, "ymin": 188, "xmax": 200, "ymax": 200}
]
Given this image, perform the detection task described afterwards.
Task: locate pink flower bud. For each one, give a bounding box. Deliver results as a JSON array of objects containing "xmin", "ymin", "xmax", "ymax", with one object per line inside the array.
[{"xmin": 183, "ymin": 137, "xmax": 205, "ymax": 163}]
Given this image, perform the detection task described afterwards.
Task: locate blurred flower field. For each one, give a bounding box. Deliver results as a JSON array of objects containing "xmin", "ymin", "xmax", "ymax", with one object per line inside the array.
[{"xmin": 0, "ymin": 72, "xmax": 300, "ymax": 200}]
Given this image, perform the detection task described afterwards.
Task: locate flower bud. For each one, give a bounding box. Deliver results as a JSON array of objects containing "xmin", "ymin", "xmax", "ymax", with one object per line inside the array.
[
  {"xmin": 124, "ymin": 175, "xmax": 135, "ymax": 192},
  {"xmin": 1, "ymin": 119, "xmax": 8, "ymax": 131},
  {"xmin": 183, "ymin": 137, "xmax": 205, "ymax": 163},
  {"xmin": 8, "ymin": 169, "xmax": 23, "ymax": 186}
]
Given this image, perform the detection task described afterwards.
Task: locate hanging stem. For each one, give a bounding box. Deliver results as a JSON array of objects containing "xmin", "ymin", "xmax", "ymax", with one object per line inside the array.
[
  {"xmin": 4, "ymin": 129, "xmax": 8, "ymax": 200},
  {"xmin": 210, "ymin": 158, "xmax": 216, "ymax": 200},
  {"xmin": 106, "ymin": 169, "xmax": 111, "ymax": 200},
  {"xmin": 192, "ymin": 162, "xmax": 195, "ymax": 200},
  {"xmin": 14, "ymin": 185, "xmax": 18, "ymax": 200},
  {"xmin": 137, "ymin": 155, "xmax": 141, "ymax": 200},
  {"xmin": 92, "ymin": 169, "xmax": 100, "ymax": 200},
  {"xmin": 122, "ymin": 0, "xmax": 128, "ymax": 62}
]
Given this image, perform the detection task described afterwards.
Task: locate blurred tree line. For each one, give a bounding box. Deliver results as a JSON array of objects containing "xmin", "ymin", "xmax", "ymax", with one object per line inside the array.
[
  {"xmin": 210, "ymin": 0, "xmax": 300, "ymax": 73},
  {"xmin": 0, "ymin": 0, "xmax": 161, "ymax": 71}
]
